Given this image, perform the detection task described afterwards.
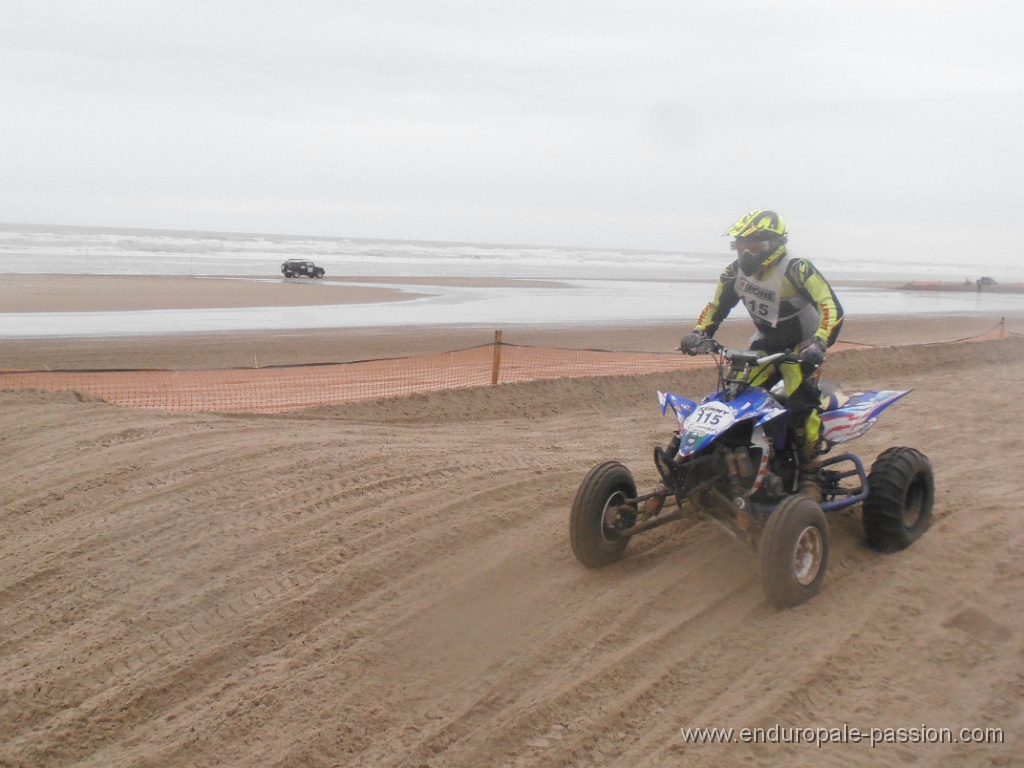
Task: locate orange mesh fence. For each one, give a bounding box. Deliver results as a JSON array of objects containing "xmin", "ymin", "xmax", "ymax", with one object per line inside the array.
[
  {"xmin": 0, "ymin": 320, "xmax": 1011, "ymax": 413},
  {"xmin": 0, "ymin": 345, "xmax": 715, "ymax": 413},
  {"xmin": 494, "ymin": 344, "xmax": 715, "ymax": 385}
]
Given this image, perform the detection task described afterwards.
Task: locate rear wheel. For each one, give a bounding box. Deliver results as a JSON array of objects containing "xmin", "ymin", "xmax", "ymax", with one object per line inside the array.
[
  {"xmin": 759, "ymin": 495, "xmax": 830, "ymax": 609},
  {"xmin": 570, "ymin": 461, "xmax": 637, "ymax": 568},
  {"xmin": 863, "ymin": 447, "xmax": 934, "ymax": 552}
]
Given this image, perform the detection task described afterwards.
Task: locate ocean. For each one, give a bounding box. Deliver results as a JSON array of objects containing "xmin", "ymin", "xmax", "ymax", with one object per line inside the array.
[{"xmin": 2, "ymin": 224, "xmax": 1022, "ymax": 337}]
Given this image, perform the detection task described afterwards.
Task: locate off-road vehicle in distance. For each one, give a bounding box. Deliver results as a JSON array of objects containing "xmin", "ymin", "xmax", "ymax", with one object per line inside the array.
[{"xmin": 281, "ymin": 259, "xmax": 325, "ymax": 279}]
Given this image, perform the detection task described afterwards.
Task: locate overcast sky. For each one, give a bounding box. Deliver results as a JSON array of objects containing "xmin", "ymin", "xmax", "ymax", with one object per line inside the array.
[{"xmin": 2, "ymin": 1, "xmax": 1022, "ymax": 265}]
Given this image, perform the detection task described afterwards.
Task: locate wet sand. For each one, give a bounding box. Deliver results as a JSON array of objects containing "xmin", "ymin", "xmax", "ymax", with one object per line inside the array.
[{"xmin": 0, "ymin": 273, "xmax": 1019, "ymax": 370}]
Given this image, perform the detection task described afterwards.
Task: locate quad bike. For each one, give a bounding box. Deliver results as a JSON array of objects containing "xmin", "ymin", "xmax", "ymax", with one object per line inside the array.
[{"xmin": 569, "ymin": 340, "xmax": 935, "ymax": 608}]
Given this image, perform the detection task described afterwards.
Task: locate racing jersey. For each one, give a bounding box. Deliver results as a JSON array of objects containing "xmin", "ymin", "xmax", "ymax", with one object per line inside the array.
[{"xmin": 694, "ymin": 252, "xmax": 843, "ymax": 350}]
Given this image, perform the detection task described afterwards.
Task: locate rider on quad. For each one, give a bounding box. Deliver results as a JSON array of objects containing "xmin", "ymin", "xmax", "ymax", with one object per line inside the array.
[{"xmin": 680, "ymin": 210, "xmax": 844, "ymax": 501}]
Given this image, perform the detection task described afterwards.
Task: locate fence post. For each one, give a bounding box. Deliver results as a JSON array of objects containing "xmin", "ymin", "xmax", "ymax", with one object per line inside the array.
[
  {"xmin": 1000, "ymin": 316, "xmax": 1006, "ymax": 339},
  {"xmin": 491, "ymin": 330, "xmax": 503, "ymax": 385}
]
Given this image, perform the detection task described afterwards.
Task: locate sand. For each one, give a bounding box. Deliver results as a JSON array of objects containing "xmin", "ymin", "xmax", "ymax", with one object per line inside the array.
[{"xmin": 1, "ymin": 274, "xmax": 1023, "ymax": 766}]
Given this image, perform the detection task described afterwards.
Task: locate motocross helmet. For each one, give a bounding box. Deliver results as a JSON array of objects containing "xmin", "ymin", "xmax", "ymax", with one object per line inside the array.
[{"xmin": 725, "ymin": 209, "xmax": 788, "ymax": 275}]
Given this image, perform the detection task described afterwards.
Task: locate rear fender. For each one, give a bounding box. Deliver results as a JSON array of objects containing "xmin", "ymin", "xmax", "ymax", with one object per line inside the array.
[{"xmin": 820, "ymin": 390, "xmax": 912, "ymax": 444}]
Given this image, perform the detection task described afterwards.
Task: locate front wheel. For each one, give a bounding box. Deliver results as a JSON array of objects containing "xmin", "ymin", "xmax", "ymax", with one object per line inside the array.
[
  {"xmin": 570, "ymin": 461, "xmax": 637, "ymax": 568},
  {"xmin": 759, "ymin": 495, "xmax": 830, "ymax": 609},
  {"xmin": 862, "ymin": 447, "xmax": 934, "ymax": 552}
]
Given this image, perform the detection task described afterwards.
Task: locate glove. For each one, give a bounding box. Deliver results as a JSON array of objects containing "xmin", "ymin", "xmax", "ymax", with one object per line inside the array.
[
  {"xmin": 680, "ymin": 330, "xmax": 708, "ymax": 356},
  {"xmin": 798, "ymin": 337, "xmax": 827, "ymax": 367}
]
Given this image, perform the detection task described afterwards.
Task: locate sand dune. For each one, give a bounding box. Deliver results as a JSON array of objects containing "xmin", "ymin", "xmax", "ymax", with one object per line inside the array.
[{"xmin": 1, "ymin": 337, "xmax": 1022, "ymax": 766}]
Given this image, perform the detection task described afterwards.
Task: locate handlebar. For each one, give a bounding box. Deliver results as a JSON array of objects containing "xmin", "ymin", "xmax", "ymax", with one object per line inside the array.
[
  {"xmin": 687, "ymin": 338, "xmax": 802, "ymax": 367},
  {"xmin": 749, "ymin": 350, "xmax": 802, "ymax": 366},
  {"xmin": 678, "ymin": 337, "xmax": 813, "ymax": 400}
]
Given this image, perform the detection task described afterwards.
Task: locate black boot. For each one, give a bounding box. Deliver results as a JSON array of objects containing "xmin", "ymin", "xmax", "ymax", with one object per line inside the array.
[{"xmin": 797, "ymin": 440, "xmax": 823, "ymax": 503}]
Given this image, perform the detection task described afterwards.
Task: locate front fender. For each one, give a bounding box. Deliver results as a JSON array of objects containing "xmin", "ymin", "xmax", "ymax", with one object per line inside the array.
[
  {"xmin": 659, "ymin": 391, "xmax": 697, "ymax": 421},
  {"xmin": 755, "ymin": 407, "xmax": 789, "ymax": 428},
  {"xmin": 660, "ymin": 387, "xmax": 784, "ymax": 459}
]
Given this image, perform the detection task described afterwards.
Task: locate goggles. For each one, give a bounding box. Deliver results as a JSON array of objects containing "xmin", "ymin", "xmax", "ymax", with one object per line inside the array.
[{"xmin": 730, "ymin": 237, "xmax": 772, "ymax": 255}]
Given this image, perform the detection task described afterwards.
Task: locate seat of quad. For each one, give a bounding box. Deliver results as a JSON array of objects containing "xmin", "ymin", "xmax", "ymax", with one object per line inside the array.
[{"xmin": 770, "ymin": 380, "xmax": 849, "ymax": 411}]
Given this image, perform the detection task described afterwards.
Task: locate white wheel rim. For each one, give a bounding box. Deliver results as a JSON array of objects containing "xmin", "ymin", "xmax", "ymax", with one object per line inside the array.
[
  {"xmin": 601, "ymin": 492, "xmax": 627, "ymax": 542},
  {"xmin": 793, "ymin": 525, "xmax": 824, "ymax": 585}
]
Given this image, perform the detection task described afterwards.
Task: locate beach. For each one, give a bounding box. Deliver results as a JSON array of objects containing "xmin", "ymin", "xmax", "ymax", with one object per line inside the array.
[
  {"xmin": 1, "ymin": 273, "xmax": 1020, "ymax": 370},
  {"xmin": 1, "ymin": 273, "xmax": 1023, "ymax": 766}
]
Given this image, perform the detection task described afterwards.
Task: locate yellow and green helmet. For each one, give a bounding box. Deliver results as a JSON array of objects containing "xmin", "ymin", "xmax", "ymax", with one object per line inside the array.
[{"xmin": 724, "ymin": 209, "xmax": 788, "ymax": 274}]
